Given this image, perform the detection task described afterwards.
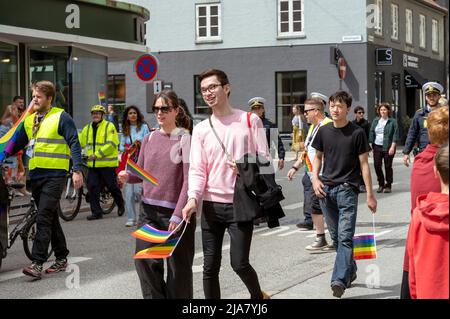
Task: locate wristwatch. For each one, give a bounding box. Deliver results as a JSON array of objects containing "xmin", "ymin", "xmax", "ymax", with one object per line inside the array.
[{"xmin": 291, "ymin": 166, "xmax": 299, "ymax": 171}]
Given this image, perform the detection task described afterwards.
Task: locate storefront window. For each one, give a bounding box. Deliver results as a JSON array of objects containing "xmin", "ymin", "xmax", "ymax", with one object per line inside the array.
[
  {"xmin": 71, "ymin": 47, "xmax": 107, "ymax": 128},
  {"xmin": 29, "ymin": 46, "xmax": 70, "ymax": 113},
  {"xmin": 0, "ymin": 42, "xmax": 18, "ymax": 117},
  {"xmin": 276, "ymin": 71, "xmax": 307, "ymax": 133}
]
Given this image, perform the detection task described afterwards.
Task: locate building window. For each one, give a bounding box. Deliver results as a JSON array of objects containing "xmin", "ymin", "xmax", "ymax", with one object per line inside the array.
[
  {"xmin": 391, "ymin": 3, "xmax": 398, "ymax": 40},
  {"xmin": 196, "ymin": 3, "xmax": 221, "ymax": 42},
  {"xmin": 194, "ymin": 75, "xmax": 209, "ymax": 115},
  {"xmin": 0, "ymin": 42, "xmax": 18, "ymax": 118},
  {"xmin": 432, "ymin": 19, "xmax": 439, "ymax": 53},
  {"xmin": 419, "ymin": 14, "xmax": 426, "ymax": 49},
  {"xmin": 275, "ymin": 71, "xmax": 307, "ymax": 133},
  {"xmin": 406, "ymin": 9, "xmax": 413, "ymax": 45},
  {"xmin": 374, "ymin": 0, "xmax": 383, "ymax": 36},
  {"xmin": 108, "ymin": 74, "xmax": 126, "ymax": 106},
  {"xmin": 278, "ymin": 0, "xmax": 304, "ymax": 37}
]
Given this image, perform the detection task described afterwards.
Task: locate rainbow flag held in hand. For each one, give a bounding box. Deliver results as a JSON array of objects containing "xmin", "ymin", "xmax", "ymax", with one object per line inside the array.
[
  {"xmin": 126, "ymin": 158, "xmax": 159, "ymax": 186},
  {"xmin": 133, "ymin": 222, "xmax": 188, "ymax": 259},
  {"xmin": 132, "ymin": 222, "xmax": 183, "ymax": 244},
  {"xmin": 0, "ymin": 102, "xmax": 35, "ymax": 163},
  {"xmin": 134, "ymin": 238, "xmax": 179, "ymax": 259},
  {"xmin": 353, "ymin": 233, "xmax": 377, "ymax": 260}
]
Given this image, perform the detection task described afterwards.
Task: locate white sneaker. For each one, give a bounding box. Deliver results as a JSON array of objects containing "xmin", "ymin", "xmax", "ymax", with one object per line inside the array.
[{"xmin": 125, "ymin": 220, "xmax": 136, "ymax": 227}]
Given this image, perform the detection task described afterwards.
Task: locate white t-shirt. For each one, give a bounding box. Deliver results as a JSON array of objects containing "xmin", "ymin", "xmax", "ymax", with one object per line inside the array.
[{"xmin": 374, "ymin": 118, "xmax": 387, "ymax": 146}]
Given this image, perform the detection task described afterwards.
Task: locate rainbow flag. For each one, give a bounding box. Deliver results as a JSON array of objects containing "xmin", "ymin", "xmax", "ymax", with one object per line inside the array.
[
  {"xmin": 134, "ymin": 238, "xmax": 179, "ymax": 259},
  {"xmin": 126, "ymin": 158, "xmax": 159, "ymax": 186},
  {"xmin": 353, "ymin": 233, "xmax": 377, "ymax": 260},
  {"xmin": 133, "ymin": 222, "xmax": 188, "ymax": 259},
  {"xmin": 304, "ymin": 154, "xmax": 313, "ymax": 172},
  {"xmin": 0, "ymin": 102, "xmax": 35, "ymax": 163},
  {"xmin": 132, "ymin": 222, "xmax": 183, "ymax": 244}
]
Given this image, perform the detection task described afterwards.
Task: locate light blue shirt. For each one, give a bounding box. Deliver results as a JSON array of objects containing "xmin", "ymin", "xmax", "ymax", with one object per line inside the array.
[{"xmin": 119, "ymin": 124, "xmax": 150, "ymax": 152}]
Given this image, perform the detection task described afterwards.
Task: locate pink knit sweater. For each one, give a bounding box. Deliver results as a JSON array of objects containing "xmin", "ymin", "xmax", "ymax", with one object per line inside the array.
[
  {"xmin": 188, "ymin": 109, "xmax": 270, "ymax": 204},
  {"xmin": 127, "ymin": 129, "xmax": 190, "ymax": 223}
]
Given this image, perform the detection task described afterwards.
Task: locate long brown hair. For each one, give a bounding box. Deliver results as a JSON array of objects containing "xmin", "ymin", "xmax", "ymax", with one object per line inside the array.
[
  {"xmin": 153, "ymin": 90, "xmax": 191, "ymax": 131},
  {"xmin": 122, "ymin": 105, "xmax": 146, "ymax": 136}
]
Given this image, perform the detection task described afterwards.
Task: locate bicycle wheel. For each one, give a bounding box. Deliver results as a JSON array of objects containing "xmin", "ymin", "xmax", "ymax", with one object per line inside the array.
[
  {"xmin": 59, "ymin": 176, "xmax": 83, "ymax": 221},
  {"xmin": 22, "ymin": 217, "xmax": 53, "ymax": 261},
  {"xmin": 100, "ymin": 190, "xmax": 115, "ymax": 215}
]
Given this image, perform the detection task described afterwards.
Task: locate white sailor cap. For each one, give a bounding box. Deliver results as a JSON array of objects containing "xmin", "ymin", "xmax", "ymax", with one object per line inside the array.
[
  {"xmin": 310, "ymin": 92, "xmax": 328, "ymax": 103},
  {"xmin": 248, "ymin": 97, "xmax": 266, "ymax": 108},
  {"xmin": 422, "ymin": 82, "xmax": 444, "ymax": 95}
]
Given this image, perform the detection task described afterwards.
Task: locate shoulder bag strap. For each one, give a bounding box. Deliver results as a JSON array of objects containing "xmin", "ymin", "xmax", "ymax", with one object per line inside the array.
[{"xmin": 208, "ymin": 116, "xmax": 232, "ymax": 161}]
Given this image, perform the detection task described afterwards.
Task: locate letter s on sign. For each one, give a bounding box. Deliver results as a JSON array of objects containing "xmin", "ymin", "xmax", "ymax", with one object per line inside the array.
[{"xmin": 66, "ymin": 4, "xmax": 80, "ymax": 29}]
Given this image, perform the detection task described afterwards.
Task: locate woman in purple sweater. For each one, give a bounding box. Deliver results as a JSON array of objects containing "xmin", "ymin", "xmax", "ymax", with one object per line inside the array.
[{"xmin": 118, "ymin": 90, "xmax": 194, "ymax": 299}]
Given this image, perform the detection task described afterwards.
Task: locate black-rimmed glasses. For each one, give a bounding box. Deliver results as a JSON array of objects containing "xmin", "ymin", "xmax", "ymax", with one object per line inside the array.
[{"xmin": 200, "ymin": 83, "xmax": 222, "ymax": 95}]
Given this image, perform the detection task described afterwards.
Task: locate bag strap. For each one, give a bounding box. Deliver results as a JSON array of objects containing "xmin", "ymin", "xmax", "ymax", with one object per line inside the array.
[{"xmin": 208, "ymin": 116, "xmax": 233, "ymax": 161}]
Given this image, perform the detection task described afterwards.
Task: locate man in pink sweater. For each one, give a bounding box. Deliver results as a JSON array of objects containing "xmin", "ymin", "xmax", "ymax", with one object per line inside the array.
[{"xmin": 182, "ymin": 69, "xmax": 270, "ymax": 299}]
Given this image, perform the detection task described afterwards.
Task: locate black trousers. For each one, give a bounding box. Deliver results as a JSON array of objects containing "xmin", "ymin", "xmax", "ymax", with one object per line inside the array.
[
  {"xmin": 372, "ymin": 144, "xmax": 394, "ymax": 187},
  {"xmin": 31, "ymin": 177, "xmax": 69, "ymax": 264},
  {"xmin": 87, "ymin": 167, "xmax": 124, "ymax": 216},
  {"xmin": 135, "ymin": 204, "xmax": 196, "ymax": 299},
  {"xmin": 201, "ymin": 201, "xmax": 262, "ymax": 299},
  {"xmin": 302, "ymin": 173, "xmax": 313, "ymax": 224}
]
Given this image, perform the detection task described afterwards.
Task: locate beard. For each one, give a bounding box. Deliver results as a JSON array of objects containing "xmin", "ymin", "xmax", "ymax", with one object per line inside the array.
[{"xmin": 34, "ymin": 102, "xmax": 50, "ymax": 113}]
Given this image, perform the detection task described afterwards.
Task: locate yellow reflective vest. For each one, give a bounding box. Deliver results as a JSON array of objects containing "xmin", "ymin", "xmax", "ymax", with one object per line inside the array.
[
  {"xmin": 79, "ymin": 119, "xmax": 119, "ymax": 168},
  {"xmin": 24, "ymin": 107, "xmax": 70, "ymax": 171}
]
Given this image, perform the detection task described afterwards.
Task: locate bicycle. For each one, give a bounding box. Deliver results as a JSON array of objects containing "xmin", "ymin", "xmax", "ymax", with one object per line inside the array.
[
  {"xmin": 0, "ymin": 180, "xmax": 52, "ymax": 271},
  {"xmin": 58, "ymin": 157, "xmax": 119, "ymax": 221}
]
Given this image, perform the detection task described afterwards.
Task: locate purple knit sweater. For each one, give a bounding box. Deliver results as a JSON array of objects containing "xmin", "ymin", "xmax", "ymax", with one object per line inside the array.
[{"xmin": 127, "ymin": 129, "xmax": 190, "ymax": 223}]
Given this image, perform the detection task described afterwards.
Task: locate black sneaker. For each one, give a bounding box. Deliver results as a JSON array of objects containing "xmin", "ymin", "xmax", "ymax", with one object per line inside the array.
[
  {"xmin": 87, "ymin": 214, "xmax": 103, "ymax": 220},
  {"xmin": 45, "ymin": 258, "xmax": 68, "ymax": 274},
  {"xmin": 376, "ymin": 186, "xmax": 384, "ymax": 193},
  {"xmin": 23, "ymin": 262, "xmax": 43, "ymax": 279},
  {"xmin": 348, "ymin": 272, "xmax": 357, "ymax": 287},
  {"xmin": 296, "ymin": 222, "xmax": 313, "ymax": 231},
  {"xmin": 117, "ymin": 205, "xmax": 125, "ymax": 216},
  {"xmin": 331, "ymin": 282, "xmax": 345, "ymax": 298}
]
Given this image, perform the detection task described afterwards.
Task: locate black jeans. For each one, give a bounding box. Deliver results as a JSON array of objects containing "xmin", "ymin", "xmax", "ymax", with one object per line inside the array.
[
  {"xmin": 301, "ymin": 173, "xmax": 313, "ymax": 224},
  {"xmin": 87, "ymin": 167, "xmax": 124, "ymax": 216},
  {"xmin": 372, "ymin": 144, "xmax": 394, "ymax": 187},
  {"xmin": 135, "ymin": 204, "xmax": 195, "ymax": 299},
  {"xmin": 31, "ymin": 177, "xmax": 69, "ymax": 264},
  {"xmin": 201, "ymin": 201, "xmax": 262, "ymax": 299}
]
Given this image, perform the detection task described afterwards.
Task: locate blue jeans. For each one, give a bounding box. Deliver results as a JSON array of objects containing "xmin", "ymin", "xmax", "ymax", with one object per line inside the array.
[
  {"xmin": 124, "ymin": 183, "xmax": 142, "ymax": 222},
  {"xmin": 320, "ymin": 183, "xmax": 358, "ymax": 288}
]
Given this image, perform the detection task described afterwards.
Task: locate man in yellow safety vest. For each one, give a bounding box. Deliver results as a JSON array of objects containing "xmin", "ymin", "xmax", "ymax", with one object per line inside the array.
[
  {"xmin": 79, "ymin": 105, "xmax": 124, "ymax": 220},
  {"xmin": 11, "ymin": 80, "xmax": 83, "ymax": 279}
]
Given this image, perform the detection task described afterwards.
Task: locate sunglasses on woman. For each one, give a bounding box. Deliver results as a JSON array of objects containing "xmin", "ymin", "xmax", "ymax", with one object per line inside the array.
[{"xmin": 152, "ymin": 106, "xmax": 173, "ymax": 113}]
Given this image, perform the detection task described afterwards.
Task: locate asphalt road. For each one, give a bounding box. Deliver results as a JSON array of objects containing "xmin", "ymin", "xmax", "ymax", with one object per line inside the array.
[{"xmin": 0, "ymin": 151, "xmax": 412, "ymax": 299}]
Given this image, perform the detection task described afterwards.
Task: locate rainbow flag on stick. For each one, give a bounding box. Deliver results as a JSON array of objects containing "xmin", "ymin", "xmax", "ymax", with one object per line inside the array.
[
  {"xmin": 126, "ymin": 158, "xmax": 159, "ymax": 186},
  {"xmin": 353, "ymin": 233, "xmax": 377, "ymax": 260},
  {"xmin": 133, "ymin": 222, "xmax": 188, "ymax": 259},
  {"xmin": 132, "ymin": 222, "xmax": 183, "ymax": 244},
  {"xmin": 0, "ymin": 102, "xmax": 35, "ymax": 163}
]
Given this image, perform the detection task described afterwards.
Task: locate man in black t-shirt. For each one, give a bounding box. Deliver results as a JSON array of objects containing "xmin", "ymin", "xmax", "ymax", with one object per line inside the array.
[{"xmin": 311, "ymin": 91, "xmax": 377, "ymax": 298}]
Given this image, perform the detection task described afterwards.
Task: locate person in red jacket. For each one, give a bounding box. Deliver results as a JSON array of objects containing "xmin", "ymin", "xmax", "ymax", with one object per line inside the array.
[
  {"xmin": 407, "ymin": 144, "xmax": 449, "ymax": 299},
  {"xmin": 401, "ymin": 106, "xmax": 449, "ymax": 298}
]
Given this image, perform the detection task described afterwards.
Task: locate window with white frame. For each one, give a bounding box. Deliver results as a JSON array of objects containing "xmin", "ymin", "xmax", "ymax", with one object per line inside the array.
[
  {"xmin": 419, "ymin": 14, "xmax": 426, "ymax": 48},
  {"xmin": 432, "ymin": 19, "xmax": 439, "ymax": 52},
  {"xmin": 391, "ymin": 3, "xmax": 398, "ymax": 40},
  {"xmin": 196, "ymin": 3, "xmax": 221, "ymax": 42},
  {"xmin": 278, "ymin": 0, "xmax": 304, "ymax": 37},
  {"xmin": 375, "ymin": 0, "xmax": 383, "ymax": 35},
  {"xmin": 406, "ymin": 9, "xmax": 413, "ymax": 45}
]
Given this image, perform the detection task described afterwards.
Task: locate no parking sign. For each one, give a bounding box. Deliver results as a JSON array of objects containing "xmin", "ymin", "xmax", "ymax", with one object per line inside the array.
[{"xmin": 135, "ymin": 54, "xmax": 158, "ymax": 82}]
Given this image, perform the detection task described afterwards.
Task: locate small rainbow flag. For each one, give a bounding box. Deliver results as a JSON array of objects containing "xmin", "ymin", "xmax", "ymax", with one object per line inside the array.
[
  {"xmin": 134, "ymin": 238, "xmax": 179, "ymax": 259},
  {"xmin": 0, "ymin": 102, "xmax": 35, "ymax": 163},
  {"xmin": 132, "ymin": 222, "xmax": 183, "ymax": 244},
  {"xmin": 353, "ymin": 233, "xmax": 377, "ymax": 260},
  {"xmin": 126, "ymin": 158, "xmax": 159, "ymax": 186},
  {"xmin": 304, "ymin": 153, "xmax": 313, "ymax": 172},
  {"xmin": 133, "ymin": 222, "xmax": 188, "ymax": 259}
]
